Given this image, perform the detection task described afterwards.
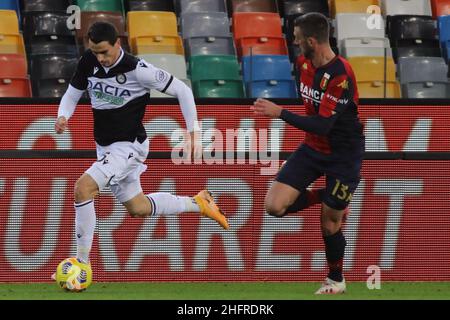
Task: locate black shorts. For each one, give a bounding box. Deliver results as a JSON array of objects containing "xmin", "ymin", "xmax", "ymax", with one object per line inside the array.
[{"xmin": 275, "ymin": 144, "xmax": 363, "ymax": 210}]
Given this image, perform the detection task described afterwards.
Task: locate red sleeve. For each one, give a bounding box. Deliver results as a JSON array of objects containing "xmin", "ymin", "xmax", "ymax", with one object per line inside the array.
[{"xmin": 319, "ymin": 74, "xmax": 350, "ymax": 118}]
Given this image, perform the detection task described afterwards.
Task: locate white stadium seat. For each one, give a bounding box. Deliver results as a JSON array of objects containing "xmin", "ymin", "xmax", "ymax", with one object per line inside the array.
[{"xmin": 335, "ymin": 13, "xmax": 391, "ymax": 58}]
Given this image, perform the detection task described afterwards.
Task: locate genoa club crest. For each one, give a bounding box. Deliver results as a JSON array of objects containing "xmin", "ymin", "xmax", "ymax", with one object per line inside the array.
[{"xmin": 320, "ymin": 73, "xmax": 331, "ymax": 90}]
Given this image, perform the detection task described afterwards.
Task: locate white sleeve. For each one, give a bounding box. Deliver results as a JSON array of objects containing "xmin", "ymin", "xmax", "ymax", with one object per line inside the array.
[
  {"xmin": 164, "ymin": 77, "xmax": 200, "ymax": 132},
  {"xmin": 135, "ymin": 59, "xmax": 174, "ymax": 92},
  {"xmin": 136, "ymin": 59, "xmax": 200, "ymax": 132},
  {"xmin": 57, "ymin": 84, "xmax": 84, "ymax": 120}
]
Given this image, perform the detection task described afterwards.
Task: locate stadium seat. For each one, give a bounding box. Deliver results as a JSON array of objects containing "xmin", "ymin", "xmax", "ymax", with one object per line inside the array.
[
  {"xmin": 232, "ymin": 12, "xmax": 288, "ymax": 57},
  {"xmin": 30, "ymin": 55, "xmax": 78, "ymax": 82},
  {"xmin": 138, "ymin": 54, "xmax": 188, "ymax": 97},
  {"xmin": 342, "ymin": 39, "xmax": 392, "ymax": 58},
  {"xmin": 76, "ymin": 11, "xmax": 129, "ymax": 53},
  {"xmin": 335, "ymin": 13, "xmax": 385, "ymax": 43},
  {"xmin": 387, "ymin": 15, "xmax": 437, "ymax": 45},
  {"xmin": 188, "ymin": 55, "xmax": 245, "ymax": 98},
  {"xmin": 0, "ymin": 0, "xmax": 20, "ymax": 25},
  {"xmin": 431, "ymin": 0, "xmax": 450, "ymax": 18},
  {"xmin": 185, "ymin": 37, "xmax": 236, "ymax": 57},
  {"xmin": 127, "ymin": 11, "xmax": 184, "ymax": 55},
  {"xmin": 76, "ymin": 0, "xmax": 124, "ymax": 13},
  {"xmin": 335, "ymin": 13, "xmax": 391, "ymax": 58},
  {"xmin": 281, "ymin": 0, "xmax": 330, "ymax": 17},
  {"xmin": 181, "ymin": 12, "xmax": 230, "ymax": 39},
  {"xmin": 139, "ymin": 54, "xmax": 187, "ymax": 79},
  {"xmin": 392, "ymin": 46, "xmax": 442, "ymax": 62},
  {"xmin": 347, "ymin": 56, "xmax": 397, "ymax": 82},
  {"xmin": 241, "ymin": 55, "xmax": 292, "ymax": 83},
  {"xmin": 0, "ymin": 54, "xmax": 27, "ymax": 78},
  {"xmin": 21, "ymin": 0, "xmax": 71, "ymax": 12},
  {"xmin": 380, "ymin": 0, "xmax": 432, "ymax": 16},
  {"xmin": 397, "ymin": 56, "xmax": 448, "ymax": 83},
  {"xmin": 22, "ymin": 11, "xmax": 78, "ymax": 56},
  {"xmin": 0, "ymin": 10, "xmax": 26, "ymax": 55},
  {"xmin": 247, "ymin": 80, "xmax": 297, "ymax": 98},
  {"xmin": 438, "ymin": 15, "xmax": 450, "ymax": 46},
  {"xmin": 0, "ymin": 78, "xmax": 32, "ymax": 97},
  {"xmin": 176, "ymin": 0, "xmax": 228, "ymax": 14},
  {"xmin": 445, "ymin": 43, "xmax": 450, "ymax": 62},
  {"xmin": 347, "ymin": 56, "xmax": 399, "ymax": 98},
  {"xmin": 33, "ymin": 80, "xmax": 70, "ymax": 97},
  {"xmin": 387, "ymin": 15, "xmax": 441, "ymax": 61},
  {"xmin": 181, "ymin": 12, "xmax": 235, "ymax": 58},
  {"xmin": 242, "ymin": 54, "xmax": 296, "ymax": 98},
  {"xmin": 125, "ymin": 0, "xmax": 175, "ymax": 12},
  {"xmin": 30, "ymin": 54, "xmax": 78, "ymax": 97},
  {"xmin": 330, "ymin": 0, "xmax": 379, "ymax": 18},
  {"xmin": 357, "ymin": 81, "xmax": 402, "ymax": 98},
  {"xmin": 230, "ymin": 0, "xmax": 279, "ymax": 14},
  {"xmin": 0, "ymin": 0, "xmax": 19, "ymax": 14},
  {"xmin": 402, "ymin": 81, "xmax": 450, "ymax": 98}
]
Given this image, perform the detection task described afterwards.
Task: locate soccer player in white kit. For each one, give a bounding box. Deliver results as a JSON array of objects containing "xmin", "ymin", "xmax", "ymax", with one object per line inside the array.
[{"xmin": 53, "ymin": 22, "xmax": 229, "ymax": 269}]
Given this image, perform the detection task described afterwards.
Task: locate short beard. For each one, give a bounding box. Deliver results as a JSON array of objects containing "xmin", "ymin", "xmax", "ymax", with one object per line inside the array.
[{"xmin": 303, "ymin": 45, "xmax": 314, "ymax": 60}]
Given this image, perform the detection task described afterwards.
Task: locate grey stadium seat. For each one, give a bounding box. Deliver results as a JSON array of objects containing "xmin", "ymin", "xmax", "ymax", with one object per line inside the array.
[
  {"xmin": 176, "ymin": 0, "xmax": 227, "ymax": 14},
  {"xmin": 181, "ymin": 12, "xmax": 236, "ymax": 58},
  {"xmin": 181, "ymin": 12, "xmax": 230, "ymax": 39},
  {"xmin": 397, "ymin": 57, "xmax": 448, "ymax": 83},
  {"xmin": 402, "ymin": 82, "xmax": 450, "ymax": 98}
]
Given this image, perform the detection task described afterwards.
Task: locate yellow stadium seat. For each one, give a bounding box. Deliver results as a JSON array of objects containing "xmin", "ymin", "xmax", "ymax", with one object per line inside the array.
[
  {"xmin": 0, "ymin": 35, "xmax": 26, "ymax": 55},
  {"xmin": 127, "ymin": 11, "xmax": 183, "ymax": 55},
  {"xmin": 0, "ymin": 10, "xmax": 26, "ymax": 55},
  {"xmin": 134, "ymin": 39, "xmax": 184, "ymax": 55},
  {"xmin": 347, "ymin": 56, "xmax": 396, "ymax": 82},
  {"xmin": 330, "ymin": 0, "xmax": 380, "ymax": 18},
  {"xmin": 0, "ymin": 10, "xmax": 20, "ymax": 34},
  {"xmin": 357, "ymin": 81, "xmax": 401, "ymax": 98}
]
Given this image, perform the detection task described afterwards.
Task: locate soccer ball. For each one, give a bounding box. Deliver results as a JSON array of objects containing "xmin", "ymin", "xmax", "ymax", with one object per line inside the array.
[{"xmin": 55, "ymin": 257, "xmax": 92, "ymax": 292}]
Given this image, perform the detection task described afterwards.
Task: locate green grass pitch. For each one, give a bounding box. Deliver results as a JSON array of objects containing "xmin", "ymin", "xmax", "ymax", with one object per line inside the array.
[{"xmin": 0, "ymin": 282, "xmax": 450, "ymax": 300}]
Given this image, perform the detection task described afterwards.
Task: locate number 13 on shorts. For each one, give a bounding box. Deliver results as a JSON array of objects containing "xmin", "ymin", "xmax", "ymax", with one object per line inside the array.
[{"xmin": 331, "ymin": 179, "xmax": 353, "ymax": 203}]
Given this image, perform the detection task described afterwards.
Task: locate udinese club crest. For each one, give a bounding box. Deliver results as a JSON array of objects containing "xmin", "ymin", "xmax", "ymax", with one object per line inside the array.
[{"xmin": 116, "ymin": 73, "xmax": 127, "ymax": 84}]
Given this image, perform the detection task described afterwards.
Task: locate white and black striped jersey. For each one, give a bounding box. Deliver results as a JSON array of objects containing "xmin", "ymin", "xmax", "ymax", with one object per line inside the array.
[{"xmin": 70, "ymin": 49, "xmax": 174, "ymax": 146}]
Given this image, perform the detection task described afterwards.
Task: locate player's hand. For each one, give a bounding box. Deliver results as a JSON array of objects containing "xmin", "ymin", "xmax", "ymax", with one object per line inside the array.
[
  {"xmin": 55, "ymin": 116, "xmax": 68, "ymax": 134},
  {"xmin": 191, "ymin": 130, "xmax": 202, "ymax": 161},
  {"xmin": 251, "ymin": 98, "xmax": 283, "ymax": 118}
]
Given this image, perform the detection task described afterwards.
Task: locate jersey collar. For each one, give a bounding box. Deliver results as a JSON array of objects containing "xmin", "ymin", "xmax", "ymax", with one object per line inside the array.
[{"xmin": 102, "ymin": 48, "xmax": 124, "ymax": 73}]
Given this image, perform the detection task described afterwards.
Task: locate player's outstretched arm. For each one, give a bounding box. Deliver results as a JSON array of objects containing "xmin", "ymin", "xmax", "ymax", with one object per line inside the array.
[
  {"xmin": 55, "ymin": 84, "xmax": 84, "ymax": 134},
  {"xmin": 252, "ymin": 98, "xmax": 337, "ymax": 135},
  {"xmin": 163, "ymin": 77, "xmax": 202, "ymax": 160}
]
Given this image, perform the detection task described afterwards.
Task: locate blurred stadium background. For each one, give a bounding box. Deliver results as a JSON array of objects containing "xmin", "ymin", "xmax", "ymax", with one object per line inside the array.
[{"xmin": 0, "ymin": 0, "xmax": 450, "ymax": 300}]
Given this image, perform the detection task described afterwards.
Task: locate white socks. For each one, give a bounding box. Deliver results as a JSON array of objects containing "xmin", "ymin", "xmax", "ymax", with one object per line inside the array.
[
  {"xmin": 73, "ymin": 193, "xmax": 199, "ymax": 263},
  {"xmin": 74, "ymin": 199, "xmax": 96, "ymax": 263},
  {"xmin": 146, "ymin": 192, "xmax": 200, "ymax": 216}
]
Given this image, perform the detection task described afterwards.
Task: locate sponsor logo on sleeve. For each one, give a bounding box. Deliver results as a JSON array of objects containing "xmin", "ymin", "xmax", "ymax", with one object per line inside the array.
[{"xmin": 156, "ymin": 70, "xmax": 168, "ymax": 83}]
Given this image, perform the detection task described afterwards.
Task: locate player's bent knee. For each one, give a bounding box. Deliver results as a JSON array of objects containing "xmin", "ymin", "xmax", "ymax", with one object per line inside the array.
[
  {"xmin": 265, "ymin": 202, "xmax": 287, "ymax": 218},
  {"xmin": 74, "ymin": 180, "xmax": 95, "ymax": 203}
]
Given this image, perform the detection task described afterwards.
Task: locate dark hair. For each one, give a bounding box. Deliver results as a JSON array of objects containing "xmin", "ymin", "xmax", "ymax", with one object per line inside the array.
[
  {"xmin": 88, "ymin": 22, "xmax": 118, "ymax": 46},
  {"xmin": 294, "ymin": 13, "xmax": 330, "ymax": 43}
]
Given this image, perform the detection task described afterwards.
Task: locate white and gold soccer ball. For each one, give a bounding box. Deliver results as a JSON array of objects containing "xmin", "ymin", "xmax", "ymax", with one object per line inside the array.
[{"xmin": 55, "ymin": 257, "xmax": 92, "ymax": 292}]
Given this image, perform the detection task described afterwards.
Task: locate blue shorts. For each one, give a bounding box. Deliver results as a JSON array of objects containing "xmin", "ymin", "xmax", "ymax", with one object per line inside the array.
[{"xmin": 275, "ymin": 144, "xmax": 363, "ymax": 210}]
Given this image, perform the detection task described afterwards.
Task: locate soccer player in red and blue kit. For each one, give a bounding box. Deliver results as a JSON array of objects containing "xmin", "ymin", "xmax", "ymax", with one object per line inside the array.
[{"xmin": 251, "ymin": 13, "xmax": 365, "ymax": 294}]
